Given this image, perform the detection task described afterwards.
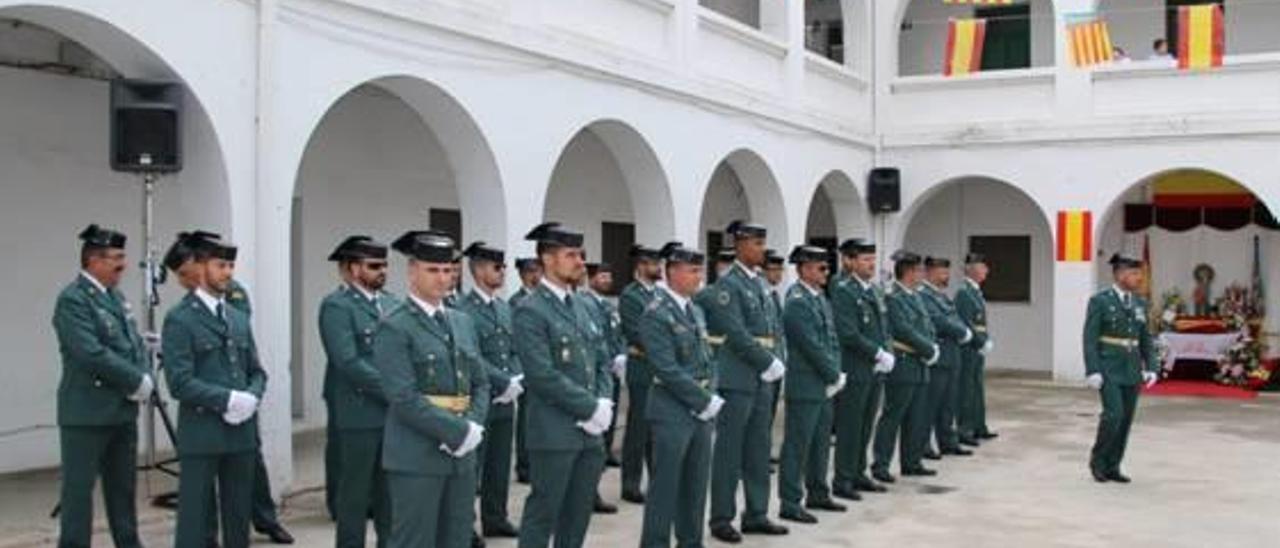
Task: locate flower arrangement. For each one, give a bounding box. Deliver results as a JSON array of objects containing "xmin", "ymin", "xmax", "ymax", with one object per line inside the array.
[
  {"xmin": 1158, "ymin": 289, "xmax": 1185, "ymax": 331},
  {"xmin": 1216, "ymin": 333, "xmax": 1265, "ymax": 386}
]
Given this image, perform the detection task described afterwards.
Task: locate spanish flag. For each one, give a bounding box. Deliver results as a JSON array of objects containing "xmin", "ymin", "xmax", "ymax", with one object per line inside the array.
[
  {"xmin": 1057, "ymin": 210, "xmax": 1092, "ymax": 262},
  {"xmin": 1177, "ymin": 4, "xmax": 1224, "ymax": 70},
  {"xmin": 943, "ymin": 0, "xmax": 1013, "ymax": 5},
  {"xmin": 1067, "ymin": 19, "xmax": 1114, "ymax": 68},
  {"xmin": 945, "ymin": 18, "xmax": 987, "ymax": 77}
]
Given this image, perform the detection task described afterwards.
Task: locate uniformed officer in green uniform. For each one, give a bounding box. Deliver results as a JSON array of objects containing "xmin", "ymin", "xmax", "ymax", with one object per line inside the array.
[
  {"xmin": 1085, "ymin": 253, "xmax": 1159, "ymax": 484},
  {"xmin": 916, "ymin": 257, "xmax": 974, "ymax": 460},
  {"xmin": 457, "ymin": 241, "xmax": 523, "ymax": 539},
  {"xmin": 777, "ymin": 245, "xmax": 847, "ymax": 525},
  {"xmin": 702, "ymin": 221, "xmax": 789, "ymax": 543},
  {"xmin": 955, "ymin": 253, "xmax": 997, "ymax": 446},
  {"xmin": 619, "ymin": 244, "xmax": 663, "ymax": 504},
  {"xmin": 710, "ymin": 248, "xmax": 735, "ymax": 282},
  {"xmin": 162, "ymin": 236, "xmax": 268, "ymax": 548},
  {"xmin": 52, "ymin": 225, "xmax": 150, "ymax": 548},
  {"xmin": 761, "ymin": 250, "xmax": 787, "ymax": 461},
  {"xmin": 830, "ymin": 238, "xmax": 894, "ymax": 499},
  {"xmin": 373, "ymin": 230, "xmax": 490, "ymax": 547},
  {"xmin": 871, "ymin": 251, "xmax": 940, "ymax": 483},
  {"xmin": 514, "ymin": 222, "xmax": 615, "ymax": 548},
  {"xmin": 512, "ymin": 257, "xmax": 541, "ymax": 484},
  {"xmin": 584, "ymin": 262, "xmax": 627, "ymax": 470},
  {"xmin": 318, "ymin": 236, "xmax": 395, "ymax": 548},
  {"xmin": 637, "ymin": 242, "xmax": 723, "ymax": 548}
]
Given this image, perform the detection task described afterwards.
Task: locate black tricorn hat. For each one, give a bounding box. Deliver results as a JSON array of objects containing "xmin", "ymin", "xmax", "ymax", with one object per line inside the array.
[
  {"xmin": 788, "ymin": 245, "xmax": 829, "ymax": 265},
  {"xmin": 392, "ymin": 231, "xmax": 458, "ymax": 263},
  {"xmin": 328, "ymin": 235, "xmax": 388, "ymax": 262},
  {"xmin": 1109, "ymin": 252, "xmax": 1143, "ymax": 270},
  {"xmin": 525, "ymin": 222, "xmax": 584, "ymax": 248},
  {"xmin": 725, "ymin": 220, "xmax": 767, "ymax": 240},
  {"xmin": 586, "ymin": 262, "xmax": 612, "ymax": 277},
  {"xmin": 515, "ymin": 257, "xmax": 540, "ymax": 272},
  {"xmin": 79, "ymin": 224, "xmax": 127, "ymax": 249},
  {"xmin": 964, "ymin": 252, "xmax": 987, "ymax": 265},
  {"xmin": 164, "ymin": 230, "xmax": 219, "ymax": 270},
  {"xmin": 715, "ymin": 248, "xmax": 736, "ymax": 262},
  {"xmin": 462, "ymin": 241, "xmax": 505, "ymax": 264},
  {"xmin": 839, "ymin": 238, "xmax": 876, "ymax": 256},
  {"xmin": 660, "ymin": 243, "xmax": 704, "ymax": 265},
  {"xmin": 629, "ymin": 244, "xmax": 662, "ymax": 261},
  {"xmin": 890, "ymin": 249, "xmax": 923, "ymax": 266},
  {"xmin": 925, "ymin": 256, "xmax": 951, "ymax": 268},
  {"xmin": 765, "ymin": 249, "xmax": 786, "ymax": 266}
]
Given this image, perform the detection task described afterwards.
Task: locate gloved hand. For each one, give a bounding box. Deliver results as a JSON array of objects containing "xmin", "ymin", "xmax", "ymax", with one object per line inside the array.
[
  {"xmin": 611, "ymin": 354, "xmax": 628, "ymax": 378},
  {"xmin": 576, "ymin": 398, "xmax": 614, "ymax": 436},
  {"xmin": 695, "ymin": 395, "xmax": 726, "ymax": 422},
  {"xmin": 960, "ymin": 328, "xmax": 974, "ymax": 344},
  {"xmin": 760, "ymin": 359, "xmax": 786, "ymax": 383},
  {"xmin": 441, "ymin": 421, "xmax": 485, "ymax": 457},
  {"xmin": 129, "ymin": 374, "xmax": 154, "ymax": 403},
  {"xmin": 223, "ymin": 390, "xmax": 259, "ymax": 425},
  {"xmin": 925, "ymin": 344, "xmax": 941, "ymax": 366},
  {"xmin": 981, "ymin": 339, "xmax": 995, "ymax": 355},
  {"xmin": 874, "ymin": 349, "xmax": 896, "ymax": 374},
  {"xmin": 1086, "ymin": 373, "xmax": 1104, "ymax": 390},
  {"xmin": 1142, "ymin": 371, "xmax": 1158, "ymax": 388},
  {"xmin": 494, "ymin": 375, "xmax": 524, "ymax": 405},
  {"xmin": 825, "ymin": 372, "xmax": 848, "ymax": 398}
]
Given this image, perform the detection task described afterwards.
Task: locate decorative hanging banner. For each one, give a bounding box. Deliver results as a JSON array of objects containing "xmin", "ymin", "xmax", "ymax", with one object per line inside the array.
[
  {"xmin": 1067, "ymin": 18, "xmax": 1114, "ymax": 67},
  {"xmin": 944, "ymin": 18, "xmax": 987, "ymax": 77},
  {"xmin": 1178, "ymin": 4, "xmax": 1224, "ymax": 70},
  {"xmin": 943, "ymin": 0, "xmax": 1013, "ymax": 5},
  {"xmin": 1056, "ymin": 210, "xmax": 1092, "ymax": 262}
]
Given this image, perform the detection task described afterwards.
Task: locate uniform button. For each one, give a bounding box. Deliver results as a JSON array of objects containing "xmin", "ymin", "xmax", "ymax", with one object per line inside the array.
[{"xmin": 94, "ymin": 380, "xmax": 103, "ymax": 387}]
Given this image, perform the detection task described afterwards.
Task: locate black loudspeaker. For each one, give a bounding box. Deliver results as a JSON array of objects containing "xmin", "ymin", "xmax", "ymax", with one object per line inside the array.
[
  {"xmin": 111, "ymin": 79, "xmax": 182, "ymax": 173},
  {"xmin": 867, "ymin": 167, "xmax": 901, "ymax": 213}
]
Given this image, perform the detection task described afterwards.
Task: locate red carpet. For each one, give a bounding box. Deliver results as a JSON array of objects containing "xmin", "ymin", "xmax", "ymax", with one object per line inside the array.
[{"xmin": 1141, "ymin": 380, "xmax": 1258, "ymax": 400}]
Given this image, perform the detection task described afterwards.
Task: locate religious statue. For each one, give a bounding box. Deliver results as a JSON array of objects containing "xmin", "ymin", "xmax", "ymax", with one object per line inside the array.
[{"xmin": 1193, "ymin": 263, "xmax": 1215, "ymax": 316}]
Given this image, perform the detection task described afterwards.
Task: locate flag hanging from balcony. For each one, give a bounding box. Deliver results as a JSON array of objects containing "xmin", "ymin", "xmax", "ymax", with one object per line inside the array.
[
  {"xmin": 944, "ymin": 18, "xmax": 986, "ymax": 77},
  {"xmin": 942, "ymin": 0, "xmax": 1013, "ymax": 5},
  {"xmin": 1178, "ymin": 3, "xmax": 1224, "ymax": 70},
  {"xmin": 1056, "ymin": 210, "xmax": 1092, "ymax": 262},
  {"xmin": 1067, "ymin": 17, "xmax": 1114, "ymax": 67}
]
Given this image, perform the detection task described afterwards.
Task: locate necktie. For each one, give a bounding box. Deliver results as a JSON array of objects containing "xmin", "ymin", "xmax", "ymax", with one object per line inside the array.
[
  {"xmin": 215, "ymin": 302, "xmax": 225, "ymax": 321},
  {"xmin": 373, "ymin": 294, "xmax": 383, "ymax": 317},
  {"xmin": 434, "ymin": 311, "xmax": 449, "ymax": 332},
  {"xmin": 685, "ymin": 303, "xmax": 697, "ymax": 324}
]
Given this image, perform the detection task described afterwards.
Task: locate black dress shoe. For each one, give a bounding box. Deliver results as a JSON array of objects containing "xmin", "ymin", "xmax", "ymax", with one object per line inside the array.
[
  {"xmin": 593, "ymin": 496, "xmax": 618, "ymax": 514},
  {"xmin": 482, "ymin": 520, "xmax": 519, "ymax": 538},
  {"xmin": 1091, "ymin": 467, "xmax": 1110, "ymax": 483},
  {"xmin": 978, "ymin": 431, "xmax": 999, "ymax": 440},
  {"xmin": 805, "ymin": 498, "xmax": 847, "ymax": 512},
  {"xmin": 923, "ymin": 450, "xmax": 942, "ymax": 460},
  {"xmin": 254, "ymin": 524, "xmax": 295, "ymax": 545},
  {"xmin": 1106, "ymin": 471, "xmax": 1131, "ymax": 484},
  {"xmin": 779, "ymin": 508, "xmax": 818, "ymax": 524},
  {"xmin": 942, "ymin": 447, "xmax": 974, "ymax": 456},
  {"xmin": 605, "ymin": 455, "xmax": 622, "ymax": 468},
  {"xmin": 471, "ymin": 531, "xmax": 486, "ymax": 548},
  {"xmin": 854, "ymin": 477, "xmax": 888, "ymax": 492},
  {"xmin": 901, "ymin": 466, "xmax": 937, "ymax": 477},
  {"xmin": 621, "ymin": 490, "xmax": 646, "ymax": 504},
  {"xmin": 832, "ymin": 487, "xmax": 863, "ymax": 501},
  {"xmin": 711, "ymin": 523, "xmax": 742, "ymax": 543},
  {"xmin": 959, "ymin": 437, "xmax": 980, "ymax": 447},
  {"xmin": 741, "ymin": 520, "xmax": 789, "ymax": 535},
  {"xmin": 871, "ymin": 470, "xmax": 896, "ymax": 484}
]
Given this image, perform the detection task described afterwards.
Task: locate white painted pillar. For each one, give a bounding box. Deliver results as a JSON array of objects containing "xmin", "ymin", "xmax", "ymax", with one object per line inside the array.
[
  {"xmin": 758, "ymin": 0, "xmax": 790, "ymax": 42},
  {"xmin": 1053, "ymin": 261, "xmax": 1095, "ymax": 383},
  {"xmin": 781, "ymin": 0, "xmax": 806, "ymax": 101}
]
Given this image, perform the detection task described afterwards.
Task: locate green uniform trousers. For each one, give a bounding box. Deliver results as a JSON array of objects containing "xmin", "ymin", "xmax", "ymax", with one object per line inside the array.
[
  {"xmin": 709, "ymin": 387, "xmax": 773, "ymax": 528},
  {"xmin": 515, "ymin": 394, "xmax": 529, "ymax": 480},
  {"xmin": 1090, "ymin": 383, "xmax": 1140, "ymax": 475},
  {"xmin": 325, "ymin": 401, "xmax": 340, "ymax": 519},
  {"xmin": 387, "ymin": 470, "xmax": 475, "ymax": 548},
  {"xmin": 620, "ymin": 379, "xmax": 653, "ymax": 494},
  {"xmin": 872, "ymin": 383, "xmax": 922, "ymax": 474},
  {"xmin": 335, "ymin": 429, "xmax": 389, "ymax": 548},
  {"xmin": 58, "ymin": 424, "xmax": 142, "ymax": 548},
  {"xmin": 957, "ymin": 354, "xmax": 989, "ymax": 439},
  {"xmin": 778, "ymin": 401, "xmax": 834, "ymax": 513},
  {"xmin": 922, "ymin": 367, "xmax": 958, "ymax": 454},
  {"xmin": 204, "ymin": 440, "xmax": 283, "ymax": 544},
  {"xmin": 478, "ymin": 409, "xmax": 516, "ymax": 529},
  {"xmin": 640, "ymin": 418, "xmax": 713, "ymax": 548},
  {"xmin": 832, "ymin": 381, "xmax": 882, "ymax": 490},
  {"xmin": 176, "ymin": 451, "xmax": 256, "ymax": 548},
  {"xmin": 518, "ymin": 447, "xmax": 606, "ymax": 548}
]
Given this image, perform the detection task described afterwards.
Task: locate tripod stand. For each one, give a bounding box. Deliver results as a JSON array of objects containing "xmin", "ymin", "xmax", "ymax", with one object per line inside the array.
[{"xmin": 138, "ymin": 172, "xmax": 182, "ymax": 509}]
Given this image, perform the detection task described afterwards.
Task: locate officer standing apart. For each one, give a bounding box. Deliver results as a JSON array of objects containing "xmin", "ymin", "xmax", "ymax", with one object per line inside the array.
[
  {"xmin": 318, "ymin": 236, "xmax": 395, "ymax": 548},
  {"xmin": 618, "ymin": 244, "xmax": 664, "ymax": 504},
  {"xmin": 512, "ymin": 257, "xmax": 541, "ymax": 484},
  {"xmin": 777, "ymin": 245, "xmax": 847, "ymax": 525},
  {"xmin": 162, "ymin": 237, "xmax": 268, "ymax": 548},
  {"xmin": 955, "ymin": 253, "xmax": 997, "ymax": 446},
  {"xmin": 870, "ymin": 251, "xmax": 939, "ymax": 484},
  {"xmin": 635, "ymin": 243, "xmax": 722, "ymax": 547},
  {"xmin": 52, "ymin": 225, "xmax": 151, "ymax": 548},
  {"xmin": 702, "ymin": 221, "xmax": 789, "ymax": 544},
  {"xmin": 917, "ymin": 257, "xmax": 974, "ymax": 460},
  {"xmin": 1085, "ymin": 253, "xmax": 1159, "ymax": 484},
  {"xmin": 457, "ymin": 241, "xmax": 524, "ymax": 539},
  {"xmin": 373, "ymin": 230, "xmax": 490, "ymax": 548},
  {"xmin": 514, "ymin": 222, "xmax": 615, "ymax": 548}
]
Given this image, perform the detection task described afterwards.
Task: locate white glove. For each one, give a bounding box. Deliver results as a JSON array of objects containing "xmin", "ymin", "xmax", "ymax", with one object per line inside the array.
[
  {"xmin": 825, "ymin": 373, "xmax": 848, "ymax": 398},
  {"xmin": 759, "ymin": 359, "xmax": 786, "ymax": 383},
  {"xmin": 981, "ymin": 339, "xmax": 995, "ymax": 355},
  {"xmin": 925, "ymin": 344, "xmax": 941, "ymax": 366},
  {"xmin": 1142, "ymin": 371, "xmax": 1158, "ymax": 388},
  {"xmin": 874, "ymin": 349, "xmax": 896, "ymax": 374},
  {"xmin": 576, "ymin": 398, "xmax": 614, "ymax": 435},
  {"xmin": 611, "ymin": 354, "xmax": 628, "ymax": 378},
  {"xmin": 129, "ymin": 375, "xmax": 154, "ymax": 402},
  {"xmin": 1086, "ymin": 373, "xmax": 1104, "ymax": 390},
  {"xmin": 441, "ymin": 421, "xmax": 485, "ymax": 457},
  {"xmin": 223, "ymin": 390, "xmax": 259, "ymax": 425},
  {"xmin": 695, "ymin": 395, "xmax": 726, "ymax": 422},
  {"xmin": 960, "ymin": 328, "xmax": 974, "ymax": 344},
  {"xmin": 494, "ymin": 375, "xmax": 524, "ymax": 405}
]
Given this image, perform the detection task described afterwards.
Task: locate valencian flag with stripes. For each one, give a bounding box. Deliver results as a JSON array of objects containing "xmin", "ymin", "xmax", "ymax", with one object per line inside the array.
[
  {"xmin": 1066, "ymin": 15, "xmax": 1114, "ymax": 67},
  {"xmin": 1056, "ymin": 210, "xmax": 1092, "ymax": 262},
  {"xmin": 1178, "ymin": 3, "xmax": 1224, "ymax": 70},
  {"xmin": 944, "ymin": 18, "xmax": 987, "ymax": 76}
]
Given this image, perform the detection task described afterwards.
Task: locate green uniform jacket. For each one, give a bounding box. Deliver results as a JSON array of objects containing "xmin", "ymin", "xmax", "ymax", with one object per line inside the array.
[
  {"xmin": 696, "ymin": 264, "xmax": 779, "ymax": 393},
  {"xmin": 765, "ymin": 284, "xmax": 788, "ymax": 364},
  {"xmin": 782, "ymin": 284, "xmax": 841, "ymax": 402},
  {"xmin": 619, "ymin": 281, "xmax": 657, "ymax": 386},
  {"xmin": 954, "ymin": 281, "xmax": 989, "ymax": 348},
  {"xmin": 1083, "ymin": 288, "xmax": 1157, "ymax": 386},
  {"xmin": 52, "ymin": 276, "xmax": 148, "ymax": 426},
  {"xmin": 319, "ymin": 286, "xmax": 399, "ymax": 430},
  {"xmin": 225, "ymin": 280, "xmax": 252, "ymax": 316},
  {"xmin": 510, "ymin": 286, "xmax": 533, "ymax": 308},
  {"xmin": 830, "ymin": 273, "xmax": 890, "ymax": 383},
  {"xmin": 373, "ymin": 300, "xmax": 490, "ymax": 476},
  {"xmin": 885, "ymin": 283, "xmax": 936, "ymax": 385},
  {"xmin": 584, "ymin": 292, "xmax": 626, "ymax": 362},
  {"xmin": 918, "ymin": 283, "xmax": 970, "ymax": 370},
  {"xmin": 638, "ymin": 289, "xmax": 716, "ymax": 422},
  {"xmin": 512, "ymin": 285, "xmax": 614, "ymax": 451},
  {"xmin": 456, "ymin": 289, "xmax": 522, "ymax": 418},
  {"xmin": 162, "ymin": 292, "xmax": 268, "ymax": 455}
]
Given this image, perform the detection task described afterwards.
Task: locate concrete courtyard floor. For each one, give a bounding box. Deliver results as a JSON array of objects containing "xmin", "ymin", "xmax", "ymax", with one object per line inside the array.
[{"xmin": 3, "ymin": 372, "xmax": 1278, "ymax": 547}]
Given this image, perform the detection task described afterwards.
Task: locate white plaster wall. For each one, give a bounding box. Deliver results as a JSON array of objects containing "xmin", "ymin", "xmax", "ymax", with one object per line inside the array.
[
  {"xmin": 698, "ymin": 162, "xmax": 752, "ymax": 250},
  {"xmin": 543, "ymin": 129, "xmax": 636, "ymax": 260}
]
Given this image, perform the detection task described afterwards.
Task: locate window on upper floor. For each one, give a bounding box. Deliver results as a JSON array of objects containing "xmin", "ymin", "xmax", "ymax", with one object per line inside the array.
[
  {"xmin": 700, "ymin": 0, "xmax": 762, "ymax": 29},
  {"xmin": 1099, "ymin": 0, "xmax": 1280, "ymax": 67},
  {"xmin": 897, "ymin": 0, "xmax": 1054, "ymax": 77},
  {"xmin": 805, "ymin": 0, "xmax": 846, "ymax": 64}
]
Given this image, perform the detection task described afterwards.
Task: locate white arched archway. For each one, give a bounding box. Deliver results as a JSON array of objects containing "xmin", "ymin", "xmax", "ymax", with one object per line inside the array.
[
  {"xmin": 697, "ymin": 148, "xmax": 791, "ymax": 254},
  {"xmin": 804, "ymin": 169, "xmax": 871, "ymax": 246}
]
